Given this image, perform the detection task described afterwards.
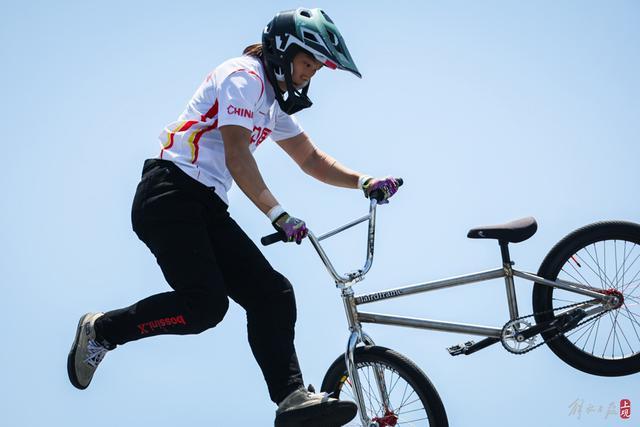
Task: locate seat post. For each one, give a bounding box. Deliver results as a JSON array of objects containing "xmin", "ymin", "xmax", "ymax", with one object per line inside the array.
[
  {"xmin": 499, "ymin": 240, "xmax": 512, "ymax": 264},
  {"xmin": 499, "ymin": 240, "xmax": 520, "ymax": 319}
]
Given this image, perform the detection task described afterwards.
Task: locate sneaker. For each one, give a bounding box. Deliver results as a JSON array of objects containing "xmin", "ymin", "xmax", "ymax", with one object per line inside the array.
[
  {"xmin": 275, "ymin": 385, "xmax": 358, "ymax": 427},
  {"xmin": 67, "ymin": 312, "xmax": 111, "ymax": 390}
]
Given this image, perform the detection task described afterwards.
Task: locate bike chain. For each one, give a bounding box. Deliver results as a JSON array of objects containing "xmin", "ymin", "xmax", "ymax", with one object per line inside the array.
[{"xmin": 500, "ymin": 299, "xmax": 612, "ymax": 355}]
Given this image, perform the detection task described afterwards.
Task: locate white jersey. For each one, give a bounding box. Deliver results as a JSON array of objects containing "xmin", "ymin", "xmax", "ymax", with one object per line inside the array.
[{"xmin": 157, "ymin": 55, "xmax": 304, "ymax": 205}]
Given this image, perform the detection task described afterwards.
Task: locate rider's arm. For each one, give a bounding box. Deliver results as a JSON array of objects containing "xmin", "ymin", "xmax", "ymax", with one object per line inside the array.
[
  {"xmin": 216, "ymin": 71, "xmax": 283, "ymax": 217},
  {"xmin": 276, "ymin": 131, "xmax": 364, "ymax": 189},
  {"xmin": 221, "ymin": 125, "xmax": 279, "ymax": 215}
]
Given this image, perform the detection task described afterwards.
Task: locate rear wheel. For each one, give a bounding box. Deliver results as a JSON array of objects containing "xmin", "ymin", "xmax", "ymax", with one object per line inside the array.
[
  {"xmin": 321, "ymin": 346, "xmax": 448, "ymax": 426},
  {"xmin": 532, "ymin": 221, "xmax": 640, "ymax": 376}
]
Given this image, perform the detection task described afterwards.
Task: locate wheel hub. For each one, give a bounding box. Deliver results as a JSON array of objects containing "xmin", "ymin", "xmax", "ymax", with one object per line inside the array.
[
  {"xmin": 371, "ymin": 409, "xmax": 398, "ymax": 426},
  {"xmin": 600, "ymin": 288, "xmax": 624, "ymax": 310}
]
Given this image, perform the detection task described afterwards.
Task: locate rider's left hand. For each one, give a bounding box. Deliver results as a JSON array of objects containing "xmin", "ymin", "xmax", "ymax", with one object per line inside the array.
[{"xmin": 362, "ymin": 177, "xmax": 401, "ymax": 204}]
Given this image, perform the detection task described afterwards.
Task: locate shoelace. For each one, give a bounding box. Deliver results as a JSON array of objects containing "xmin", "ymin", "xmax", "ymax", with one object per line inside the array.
[
  {"xmin": 306, "ymin": 384, "xmax": 329, "ymax": 400},
  {"xmin": 84, "ymin": 339, "xmax": 108, "ymax": 367},
  {"xmin": 305, "ymin": 391, "xmax": 330, "ymax": 402}
]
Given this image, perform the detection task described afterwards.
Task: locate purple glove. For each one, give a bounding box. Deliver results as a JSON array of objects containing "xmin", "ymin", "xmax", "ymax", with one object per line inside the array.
[
  {"xmin": 362, "ymin": 177, "xmax": 400, "ymax": 204},
  {"xmin": 272, "ymin": 213, "xmax": 308, "ymax": 244}
]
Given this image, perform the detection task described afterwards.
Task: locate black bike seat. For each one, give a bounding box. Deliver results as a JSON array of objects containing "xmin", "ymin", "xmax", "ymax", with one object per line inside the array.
[{"xmin": 467, "ymin": 217, "xmax": 538, "ymax": 243}]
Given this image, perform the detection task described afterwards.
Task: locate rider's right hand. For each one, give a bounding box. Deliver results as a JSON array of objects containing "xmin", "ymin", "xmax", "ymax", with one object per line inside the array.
[{"xmin": 272, "ymin": 212, "xmax": 309, "ymax": 244}]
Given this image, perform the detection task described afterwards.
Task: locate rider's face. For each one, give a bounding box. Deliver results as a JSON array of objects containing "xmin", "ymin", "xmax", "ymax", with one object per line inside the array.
[{"xmin": 279, "ymin": 52, "xmax": 323, "ymax": 91}]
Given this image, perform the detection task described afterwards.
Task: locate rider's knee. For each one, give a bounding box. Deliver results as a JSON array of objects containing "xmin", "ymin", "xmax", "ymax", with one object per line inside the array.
[
  {"xmin": 182, "ymin": 289, "xmax": 229, "ymax": 332},
  {"xmin": 250, "ymin": 272, "xmax": 297, "ymax": 327}
]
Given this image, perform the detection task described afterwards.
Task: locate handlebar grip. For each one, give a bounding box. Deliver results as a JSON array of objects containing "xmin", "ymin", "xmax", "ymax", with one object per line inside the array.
[
  {"xmin": 369, "ymin": 177, "xmax": 404, "ymax": 202},
  {"xmin": 261, "ymin": 232, "xmax": 285, "ymax": 246}
]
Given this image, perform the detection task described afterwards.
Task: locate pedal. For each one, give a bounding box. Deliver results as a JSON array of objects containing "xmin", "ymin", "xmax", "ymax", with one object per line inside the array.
[
  {"xmin": 447, "ymin": 337, "xmax": 501, "ymax": 356},
  {"xmin": 447, "ymin": 340, "xmax": 475, "ymax": 356}
]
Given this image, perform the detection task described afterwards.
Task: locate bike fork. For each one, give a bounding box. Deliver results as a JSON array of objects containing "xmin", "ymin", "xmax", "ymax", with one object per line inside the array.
[
  {"xmin": 346, "ymin": 331, "xmax": 392, "ymax": 427},
  {"xmin": 346, "ymin": 331, "xmax": 371, "ymax": 426}
]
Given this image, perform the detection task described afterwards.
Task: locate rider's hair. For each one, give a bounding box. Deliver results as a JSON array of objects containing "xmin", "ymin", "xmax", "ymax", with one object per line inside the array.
[{"xmin": 243, "ymin": 43, "xmax": 263, "ymax": 58}]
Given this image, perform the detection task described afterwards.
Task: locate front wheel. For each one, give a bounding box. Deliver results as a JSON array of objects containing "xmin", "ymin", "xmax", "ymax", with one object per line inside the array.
[
  {"xmin": 532, "ymin": 221, "xmax": 640, "ymax": 376},
  {"xmin": 321, "ymin": 346, "xmax": 448, "ymax": 427}
]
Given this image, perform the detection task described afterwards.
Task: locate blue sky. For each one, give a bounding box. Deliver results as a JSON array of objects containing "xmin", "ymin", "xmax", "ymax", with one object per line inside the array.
[{"xmin": 2, "ymin": 1, "xmax": 638, "ymax": 426}]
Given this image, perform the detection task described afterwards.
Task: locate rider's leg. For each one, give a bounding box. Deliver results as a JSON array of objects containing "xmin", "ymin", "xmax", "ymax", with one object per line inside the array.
[
  {"xmin": 207, "ymin": 214, "xmax": 304, "ymax": 404},
  {"xmin": 208, "ymin": 214, "xmax": 356, "ymax": 427}
]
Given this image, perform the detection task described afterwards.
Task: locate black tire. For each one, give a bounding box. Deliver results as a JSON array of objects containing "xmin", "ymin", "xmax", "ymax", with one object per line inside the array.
[
  {"xmin": 532, "ymin": 221, "xmax": 640, "ymax": 376},
  {"xmin": 321, "ymin": 346, "xmax": 448, "ymax": 426}
]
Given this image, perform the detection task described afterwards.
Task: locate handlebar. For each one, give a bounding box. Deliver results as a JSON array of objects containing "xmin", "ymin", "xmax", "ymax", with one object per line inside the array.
[
  {"xmin": 260, "ymin": 178, "xmax": 404, "ymax": 285},
  {"xmin": 261, "ymin": 178, "xmax": 403, "ymax": 246}
]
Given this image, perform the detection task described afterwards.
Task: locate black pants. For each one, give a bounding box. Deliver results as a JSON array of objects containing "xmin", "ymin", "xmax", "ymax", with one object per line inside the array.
[{"xmin": 95, "ymin": 159, "xmax": 304, "ymax": 403}]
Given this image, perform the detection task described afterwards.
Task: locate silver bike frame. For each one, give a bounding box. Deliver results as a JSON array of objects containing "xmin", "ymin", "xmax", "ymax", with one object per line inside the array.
[{"xmin": 306, "ymin": 199, "xmax": 615, "ymax": 426}]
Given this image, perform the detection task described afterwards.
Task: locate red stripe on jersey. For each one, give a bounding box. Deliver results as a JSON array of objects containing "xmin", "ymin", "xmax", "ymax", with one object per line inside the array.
[
  {"xmin": 180, "ymin": 120, "xmax": 199, "ymax": 131},
  {"xmin": 201, "ymin": 99, "xmax": 219, "ymax": 122},
  {"xmin": 191, "ymin": 120, "xmax": 218, "ymax": 164}
]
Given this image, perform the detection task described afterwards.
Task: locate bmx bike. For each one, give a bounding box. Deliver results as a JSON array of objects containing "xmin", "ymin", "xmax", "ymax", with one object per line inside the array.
[{"xmin": 262, "ymin": 187, "xmax": 640, "ymax": 427}]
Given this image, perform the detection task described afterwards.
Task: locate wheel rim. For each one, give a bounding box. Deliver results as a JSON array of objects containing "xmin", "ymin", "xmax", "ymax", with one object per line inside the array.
[
  {"xmin": 335, "ymin": 360, "xmax": 431, "ymax": 426},
  {"xmin": 551, "ymin": 238, "xmax": 640, "ymax": 360}
]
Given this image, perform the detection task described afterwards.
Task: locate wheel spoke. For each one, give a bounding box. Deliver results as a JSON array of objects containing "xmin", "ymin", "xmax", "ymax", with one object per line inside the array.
[
  {"xmin": 397, "ymin": 407, "xmax": 429, "ymax": 415},
  {"xmin": 397, "ymin": 394, "xmax": 420, "ymax": 413},
  {"xmin": 398, "ymin": 415, "xmax": 429, "ymax": 424},
  {"xmin": 398, "ymin": 381, "xmax": 410, "ymax": 411},
  {"xmin": 580, "ymin": 313, "xmax": 599, "ymax": 351},
  {"xmin": 618, "ymin": 305, "xmax": 640, "ymax": 330},
  {"xmin": 602, "ymin": 310, "xmax": 616, "ymax": 357},
  {"xmin": 620, "ymin": 305, "xmax": 640, "ymax": 345},
  {"xmin": 626, "ymin": 293, "xmax": 640, "ymax": 304},
  {"xmin": 573, "ymin": 316, "xmax": 599, "ymax": 349},
  {"xmin": 362, "ymin": 366, "xmax": 371, "ymax": 408},
  {"xmin": 591, "ymin": 315, "xmax": 602, "ymax": 355},
  {"xmin": 363, "ymin": 366, "xmax": 376, "ymax": 413},
  {"xmin": 569, "ymin": 253, "xmax": 600, "ymax": 288},
  {"xmin": 619, "ymin": 247, "xmax": 640, "ymax": 291},
  {"xmin": 615, "ymin": 240, "xmax": 619, "ymax": 288},
  {"xmin": 615, "ymin": 312, "xmax": 635, "ymax": 355},
  {"xmin": 340, "ymin": 380, "xmax": 356, "ymax": 401},
  {"xmin": 622, "ymin": 272, "xmax": 640, "ymax": 296},
  {"xmin": 612, "ymin": 309, "xmax": 628, "ymax": 358},
  {"xmin": 388, "ymin": 370, "xmax": 402, "ymax": 396},
  {"xmin": 577, "ymin": 250, "xmax": 615, "ymax": 289},
  {"xmin": 582, "ymin": 245, "xmax": 609, "ymax": 288}
]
